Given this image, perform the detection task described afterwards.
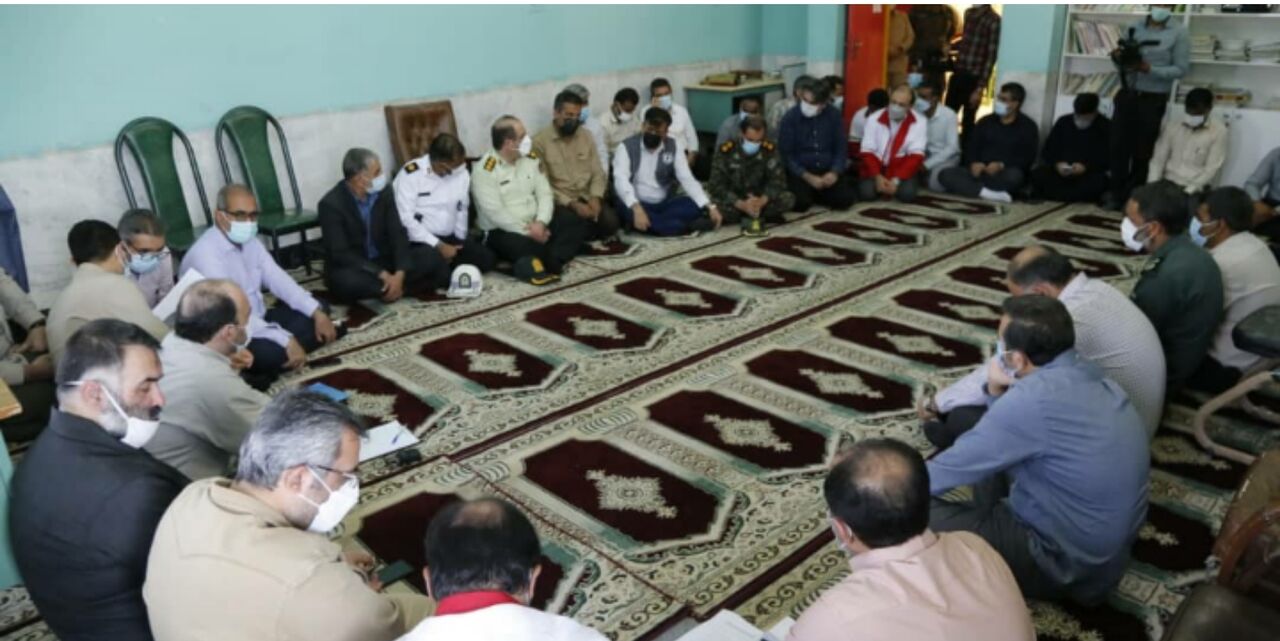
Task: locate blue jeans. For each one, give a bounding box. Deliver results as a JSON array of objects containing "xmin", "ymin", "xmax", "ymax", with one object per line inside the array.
[{"xmin": 616, "ymin": 196, "xmax": 703, "ymax": 236}]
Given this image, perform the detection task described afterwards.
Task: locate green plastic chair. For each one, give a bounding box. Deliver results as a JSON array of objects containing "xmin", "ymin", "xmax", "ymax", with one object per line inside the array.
[
  {"xmin": 114, "ymin": 117, "xmax": 212, "ymax": 254},
  {"xmin": 215, "ymin": 106, "xmax": 319, "ymax": 274}
]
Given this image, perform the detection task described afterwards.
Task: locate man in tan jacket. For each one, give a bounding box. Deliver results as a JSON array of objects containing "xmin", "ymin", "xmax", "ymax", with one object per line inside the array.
[
  {"xmin": 144, "ymin": 389, "xmax": 432, "ymax": 640},
  {"xmin": 532, "ymin": 89, "xmax": 619, "ymax": 241}
]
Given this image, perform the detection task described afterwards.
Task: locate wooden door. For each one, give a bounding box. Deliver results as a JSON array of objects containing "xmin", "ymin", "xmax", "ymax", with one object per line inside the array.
[{"xmin": 843, "ymin": 4, "xmax": 889, "ymax": 124}]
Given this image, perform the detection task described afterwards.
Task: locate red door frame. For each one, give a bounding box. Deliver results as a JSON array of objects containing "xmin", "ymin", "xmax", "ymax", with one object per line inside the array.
[{"xmin": 843, "ymin": 4, "xmax": 889, "ymax": 126}]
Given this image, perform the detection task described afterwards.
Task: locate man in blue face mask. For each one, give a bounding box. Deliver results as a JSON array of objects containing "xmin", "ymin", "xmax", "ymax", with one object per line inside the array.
[
  {"xmin": 118, "ymin": 209, "xmax": 175, "ymax": 308},
  {"xmin": 938, "ymin": 82, "xmax": 1038, "ymax": 204},
  {"xmin": 707, "ymin": 115, "xmax": 795, "ymax": 235},
  {"xmin": 181, "ymin": 185, "xmax": 339, "ymax": 390},
  {"xmin": 714, "ymin": 95, "xmax": 763, "ymax": 147}
]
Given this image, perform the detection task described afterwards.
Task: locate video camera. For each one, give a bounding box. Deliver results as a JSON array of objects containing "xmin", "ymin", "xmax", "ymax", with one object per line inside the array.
[{"xmin": 1114, "ymin": 27, "xmax": 1160, "ymax": 89}]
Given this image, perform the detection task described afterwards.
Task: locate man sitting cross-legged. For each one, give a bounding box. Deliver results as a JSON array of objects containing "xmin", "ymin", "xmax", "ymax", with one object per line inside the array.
[
  {"xmin": 938, "ymin": 82, "xmax": 1038, "ymax": 203},
  {"xmin": 613, "ymin": 107, "xmax": 723, "ymax": 236},
  {"xmin": 928, "ymin": 295, "xmax": 1149, "ymax": 605},
  {"xmin": 707, "ymin": 115, "xmax": 794, "ymax": 235},
  {"xmin": 857, "ymin": 84, "xmax": 927, "ymax": 203}
]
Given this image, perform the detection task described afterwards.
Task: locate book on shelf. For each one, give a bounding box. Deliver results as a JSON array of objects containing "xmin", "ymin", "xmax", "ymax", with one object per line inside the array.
[
  {"xmin": 1062, "ymin": 72, "xmax": 1121, "ymax": 98},
  {"xmin": 1072, "ymin": 21, "xmax": 1125, "ymax": 56}
]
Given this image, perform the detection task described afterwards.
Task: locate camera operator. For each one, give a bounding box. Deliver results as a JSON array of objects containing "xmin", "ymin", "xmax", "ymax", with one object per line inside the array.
[{"xmin": 1105, "ymin": 5, "xmax": 1189, "ymax": 210}]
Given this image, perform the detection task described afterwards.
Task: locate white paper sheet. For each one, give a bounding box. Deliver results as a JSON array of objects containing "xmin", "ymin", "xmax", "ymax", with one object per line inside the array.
[
  {"xmin": 151, "ymin": 268, "xmax": 204, "ymax": 322},
  {"xmin": 358, "ymin": 421, "xmax": 418, "ymax": 462},
  {"xmin": 677, "ymin": 610, "xmax": 773, "ymax": 641}
]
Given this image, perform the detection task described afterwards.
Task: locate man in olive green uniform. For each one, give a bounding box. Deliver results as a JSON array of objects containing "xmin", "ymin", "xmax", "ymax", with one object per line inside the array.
[
  {"xmin": 532, "ymin": 90, "xmax": 619, "ymax": 242},
  {"xmin": 473, "ymin": 115, "xmax": 587, "ymax": 283},
  {"xmin": 1125, "ymin": 181, "xmax": 1224, "ymax": 393},
  {"xmin": 707, "ymin": 115, "xmax": 795, "ymax": 235}
]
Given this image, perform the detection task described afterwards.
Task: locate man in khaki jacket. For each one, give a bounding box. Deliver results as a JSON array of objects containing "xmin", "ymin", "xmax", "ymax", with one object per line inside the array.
[
  {"xmin": 144, "ymin": 389, "xmax": 432, "ymax": 640},
  {"xmin": 532, "ymin": 89, "xmax": 619, "ymax": 241}
]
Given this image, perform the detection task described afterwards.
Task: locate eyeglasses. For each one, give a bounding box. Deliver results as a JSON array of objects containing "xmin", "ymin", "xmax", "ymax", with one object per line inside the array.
[
  {"xmin": 222, "ymin": 209, "xmax": 260, "ymax": 222},
  {"xmin": 126, "ymin": 245, "xmax": 171, "ymax": 261},
  {"xmin": 311, "ymin": 464, "xmax": 358, "ymax": 483}
]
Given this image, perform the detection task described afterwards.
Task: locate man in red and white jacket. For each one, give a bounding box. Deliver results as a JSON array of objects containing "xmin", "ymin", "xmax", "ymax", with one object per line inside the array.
[{"xmin": 858, "ymin": 85, "xmax": 927, "ymax": 203}]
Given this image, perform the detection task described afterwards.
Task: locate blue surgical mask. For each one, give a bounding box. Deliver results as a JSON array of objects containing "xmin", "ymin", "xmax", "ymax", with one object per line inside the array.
[
  {"xmin": 1190, "ymin": 217, "xmax": 1218, "ymax": 247},
  {"xmin": 127, "ymin": 251, "xmax": 162, "ymax": 275},
  {"xmin": 739, "ymin": 111, "xmax": 750, "ymax": 122},
  {"xmin": 657, "ymin": 95, "xmax": 673, "ymax": 110},
  {"xmin": 993, "ymin": 101, "xmax": 1010, "ymax": 117},
  {"xmin": 227, "ymin": 220, "xmax": 258, "ymax": 245},
  {"xmin": 915, "ymin": 97, "xmax": 932, "ymax": 113},
  {"xmin": 742, "ymin": 140, "xmax": 762, "ymax": 156},
  {"xmin": 579, "ymin": 106, "xmax": 590, "ymax": 122},
  {"xmin": 1150, "ymin": 7, "xmax": 1172, "ymax": 23},
  {"xmin": 907, "ymin": 72, "xmax": 923, "ymax": 88},
  {"xmin": 368, "ymin": 173, "xmax": 387, "ymax": 194}
]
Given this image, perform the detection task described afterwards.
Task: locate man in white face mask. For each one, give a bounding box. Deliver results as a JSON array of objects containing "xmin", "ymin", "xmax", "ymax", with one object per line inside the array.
[
  {"xmin": 601, "ymin": 87, "xmax": 642, "ymax": 155},
  {"xmin": 145, "ymin": 389, "xmax": 432, "ymax": 641},
  {"xmin": 789, "ymin": 440, "xmax": 1033, "ymax": 641},
  {"xmin": 1148, "ymin": 87, "xmax": 1227, "ymax": 199},
  {"xmin": 10, "ymin": 318, "xmax": 187, "ymax": 641},
  {"xmin": 145, "ymin": 279, "xmax": 269, "ymax": 480},
  {"xmin": 857, "ymin": 85, "xmax": 927, "ymax": 203}
]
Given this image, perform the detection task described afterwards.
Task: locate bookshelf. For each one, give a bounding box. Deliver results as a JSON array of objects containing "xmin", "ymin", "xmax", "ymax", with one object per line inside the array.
[{"xmin": 1053, "ymin": 4, "xmax": 1280, "ymax": 185}]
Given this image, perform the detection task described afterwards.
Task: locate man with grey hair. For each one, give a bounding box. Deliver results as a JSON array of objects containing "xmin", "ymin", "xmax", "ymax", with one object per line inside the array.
[
  {"xmin": 563, "ymin": 83, "xmax": 610, "ymax": 175},
  {"xmin": 11, "ymin": 318, "xmax": 188, "ymax": 641},
  {"xmin": 145, "ymin": 389, "xmax": 432, "ymax": 640},
  {"xmin": 117, "ymin": 208, "xmax": 175, "ymax": 308},
  {"xmin": 145, "ymin": 279, "xmax": 269, "ymax": 480},
  {"xmin": 181, "ymin": 184, "xmax": 339, "ymax": 390}
]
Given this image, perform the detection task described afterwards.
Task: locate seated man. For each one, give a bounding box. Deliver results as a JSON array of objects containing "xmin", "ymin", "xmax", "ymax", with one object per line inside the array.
[
  {"xmin": 474, "ymin": 115, "xmax": 586, "ymax": 283},
  {"xmin": 1126, "ymin": 181, "xmax": 1224, "ymax": 393},
  {"xmin": 613, "ymin": 108, "xmax": 723, "ymax": 236},
  {"xmin": 118, "ymin": 208, "xmax": 175, "ymax": 307},
  {"xmin": 780, "ymin": 79, "xmax": 857, "ymax": 211},
  {"xmin": 707, "ymin": 115, "xmax": 795, "ymax": 233},
  {"xmin": 47, "ymin": 220, "xmax": 170, "ymax": 362},
  {"xmin": 916, "ymin": 79, "xmax": 960, "ymax": 192},
  {"xmin": 322, "ymin": 148, "xmax": 427, "ymax": 303},
  {"xmin": 398, "ymin": 498, "xmax": 607, "ymax": 641},
  {"xmin": 857, "ymin": 85, "xmax": 926, "ymax": 203},
  {"xmin": 645, "ymin": 77, "xmax": 699, "ymax": 163},
  {"xmin": 144, "ymin": 389, "xmax": 432, "ymax": 640},
  {"xmin": 182, "ymin": 185, "xmax": 338, "ymax": 389},
  {"xmin": 1148, "ymin": 87, "xmax": 1227, "ymax": 198},
  {"xmin": 561, "ymin": 83, "xmax": 610, "ymax": 176},
  {"xmin": 145, "ymin": 279, "xmax": 269, "ymax": 480},
  {"xmin": 939, "ymin": 82, "xmax": 1039, "ymax": 203},
  {"xmin": 601, "ymin": 87, "xmax": 642, "ymax": 156},
  {"xmin": 790, "ymin": 439, "xmax": 1033, "ymax": 641},
  {"xmin": 848, "ymin": 88, "xmax": 889, "ymax": 145},
  {"xmin": 1245, "ymin": 146, "xmax": 1280, "ymax": 238},
  {"xmin": 715, "ymin": 95, "xmax": 764, "ymax": 147},
  {"xmin": 923, "ymin": 246, "xmax": 1166, "ymax": 446},
  {"xmin": 12, "ymin": 319, "xmax": 188, "ymax": 641},
  {"xmin": 929, "ymin": 296, "xmax": 1149, "ymax": 605},
  {"xmin": 1032, "ymin": 93, "xmax": 1111, "ymax": 203},
  {"xmin": 533, "ymin": 90, "xmax": 620, "ymax": 242},
  {"xmin": 0, "ymin": 268, "xmax": 52, "ymax": 441},
  {"xmin": 389, "ymin": 137, "xmax": 497, "ymax": 291},
  {"xmin": 824, "ymin": 75, "xmax": 846, "ymax": 110},
  {"xmin": 769, "ymin": 75, "xmax": 814, "ymax": 134},
  {"xmin": 1187, "ymin": 187, "xmax": 1280, "ymax": 393}
]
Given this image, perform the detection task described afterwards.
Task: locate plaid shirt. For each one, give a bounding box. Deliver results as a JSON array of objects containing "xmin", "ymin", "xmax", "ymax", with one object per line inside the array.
[{"xmin": 955, "ymin": 6, "xmax": 1000, "ymax": 83}]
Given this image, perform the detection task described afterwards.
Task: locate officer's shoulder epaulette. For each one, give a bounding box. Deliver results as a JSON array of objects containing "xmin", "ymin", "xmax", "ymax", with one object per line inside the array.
[
  {"xmin": 404, "ymin": 161, "xmax": 420, "ymax": 174},
  {"xmin": 483, "ymin": 156, "xmax": 498, "ymax": 172},
  {"xmin": 720, "ymin": 140, "xmax": 735, "ymax": 154},
  {"xmin": 762, "ymin": 140, "xmax": 776, "ymax": 153}
]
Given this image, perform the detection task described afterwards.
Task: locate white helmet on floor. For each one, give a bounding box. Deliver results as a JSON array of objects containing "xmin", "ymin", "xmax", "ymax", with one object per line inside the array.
[{"xmin": 447, "ymin": 265, "xmax": 483, "ymax": 298}]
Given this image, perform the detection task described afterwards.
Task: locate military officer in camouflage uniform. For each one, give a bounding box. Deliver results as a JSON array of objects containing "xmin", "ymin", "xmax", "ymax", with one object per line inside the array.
[{"xmin": 707, "ymin": 115, "xmax": 795, "ymax": 235}]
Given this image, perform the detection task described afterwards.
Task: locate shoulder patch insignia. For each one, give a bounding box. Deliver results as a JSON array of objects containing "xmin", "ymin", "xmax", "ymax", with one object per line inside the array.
[
  {"xmin": 720, "ymin": 140, "xmax": 735, "ymax": 153},
  {"xmin": 404, "ymin": 162, "xmax": 419, "ymax": 174},
  {"xmin": 483, "ymin": 157, "xmax": 497, "ymax": 172},
  {"xmin": 762, "ymin": 140, "xmax": 776, "ymax": 152}
]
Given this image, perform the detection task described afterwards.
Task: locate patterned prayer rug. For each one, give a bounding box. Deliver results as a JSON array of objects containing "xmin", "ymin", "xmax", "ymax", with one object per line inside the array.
[{"xmin": 3, "ymin": 195, "xmax": 1274, "ymax": 641}]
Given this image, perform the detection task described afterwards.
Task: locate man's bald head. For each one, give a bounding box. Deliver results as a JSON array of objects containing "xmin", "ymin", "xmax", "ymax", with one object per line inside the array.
[
  {"xmin": 422, "ymin": 498, "xmax": 542, "ymax": 601},
  {"xmin": 824, "ymin": 439, "xmax": 929, "ymax": 549},
  {"xmin": 174, "ymin": 279, "xmax": 249, "ymax": 349},
  {"xmin": 491, "ymin": 115, "xmax": 526, "ymax": 153},
  {"xmin": 890, "ymin": 84, "xmax": 915, "ymax": 105},
  {"xmin": 1006, "ymin": 245, "xmax": 1074, "ymax": 296}
]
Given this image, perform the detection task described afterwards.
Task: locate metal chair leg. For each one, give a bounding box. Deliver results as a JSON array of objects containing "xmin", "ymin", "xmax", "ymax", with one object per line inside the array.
[
  {"xmin": 1239, "ymin": 358, "xmax": 1280, "ymax": 424},
  {"xmin": 300, "ymin": 227, "xmax": 312, "ymax": 275},
  {"xmin": 1193, "ymin": 370, "xmax": 1276, "ymax": 465}
]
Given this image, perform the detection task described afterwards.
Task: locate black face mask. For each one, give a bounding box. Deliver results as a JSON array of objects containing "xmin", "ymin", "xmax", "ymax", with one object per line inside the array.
[
  {"xmin": 558, "ymin": 119, "xmax": 580, "ymax": 137},
  {"xmin": 643, "ymin": 132, "xmax": 662, "ymax": 149}
]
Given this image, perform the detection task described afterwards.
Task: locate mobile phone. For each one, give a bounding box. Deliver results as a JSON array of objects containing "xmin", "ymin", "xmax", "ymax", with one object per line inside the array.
[{"xmin": 377, "ymin": 560, "xmax": 415, "ymax": 585}]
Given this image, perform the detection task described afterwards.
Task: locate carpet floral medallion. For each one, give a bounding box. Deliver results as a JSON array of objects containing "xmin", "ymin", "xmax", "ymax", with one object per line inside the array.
[{"xmin": 3, "ymin": 193, "xmax": 1273, "ymax": 640}]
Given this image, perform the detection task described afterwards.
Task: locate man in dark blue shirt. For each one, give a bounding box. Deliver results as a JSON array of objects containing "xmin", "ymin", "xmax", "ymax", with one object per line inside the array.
[
  {"xmin": 938, "ymin": 82, "xmax": 1039, "ymax": 203},
  {"xmin": 779, "ymin": 79, "xmax": 857, "ymax": 212}
]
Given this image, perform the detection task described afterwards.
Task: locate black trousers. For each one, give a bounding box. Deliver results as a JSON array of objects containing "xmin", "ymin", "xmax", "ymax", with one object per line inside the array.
[
  {"xmin": 1186, "ymin": 355, "xmax": 1244, "ymax": 396},
  {"xmin": 585, "ymin": 204, "xmax": 622, "ymax": 241},
  {"xmin": 485, "ymin": 207, "xmax": 587, "ymax": 274},
  {"xmin": 946, "ymin": 70, "xmax": 982, "ymax": 146},
  {"xmin": 938, "ymin": 166, "xmax": 1026, "ymax": 197},
  {"xmin": 242, "ymin": 304, "xmax": 326, "ymax": 391},
  {"xmin": 787, "ymin": 173, "xmax": 858, "ymax": 212},
  {"xmin": 0, "ymin": 379, "xmax": 54, "ymax": 443},
  {"xmin": 324, "ymin": 241, "xmax": 493, "ymax": 304},
  {"xmin": 923, "ymin": 404, "xmax": 987, "ymax": 450},
  {"xmin": 1110, "ymin": 90, "xmax": 1169, "ymax": 202},
  {"xmin": 857, "ymin": 176, "xmax": 920, "ymax": 203},
  {"xmin": 1031, "ymin": 167, "xmax": 1109, "ymax": 203}
]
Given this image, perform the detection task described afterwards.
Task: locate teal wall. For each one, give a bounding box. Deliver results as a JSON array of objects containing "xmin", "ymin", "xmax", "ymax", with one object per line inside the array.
[
  {"xmin": 762, "ymin": 5, "xmax": 808, "ymax": 55},
  {"xmin": 805, "ymin": 4, "xmax": 846, "ymax": 63},
  {"xmin": 0, "ymin": 5, "xmax": 765, "ymax": 160},
  {"xmin": 997, "ymin": 4, "xmax": 1068, "ymax": 73}
]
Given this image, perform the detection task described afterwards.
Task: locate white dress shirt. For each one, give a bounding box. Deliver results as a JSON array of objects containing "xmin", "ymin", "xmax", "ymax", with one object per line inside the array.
[
  {"xmin": 125, "ymin": 254, "xmax": 176, "ymax": 308},
  {"xmin": 1208, "ymin": 232, "xmax": 1280, "ymax": 371},
  {"xmin": 396, "ymin": 603, "xmax": 606, "ymax": 641},
  {"xmin": 643, "ymin": 103, "xmax": 699, "ymax": 154},
  {"xmin": 581, "ymin": 116, "xmax": 609, "ymax": 175},
  {"xmin": 937, "ymin": 273, "xmax": 1167, "ymax": 438},
  {"xmin": 393, "ymin": 153, "xmax": 471, "ymax": 246},
  {"xmin": 924, "ymin": 104, "xmax": 961, "ymax": 171},
  {"xmin": 1148, "ymin": 119, "xmax": 1228, "ymax": 194},
  {"xmin": 848, "ymin": 107, "xmax": 871, "ymax": 142},
  {"xmin": 612, "ymin": 140, "xmax": 709, "ymax": 208}
]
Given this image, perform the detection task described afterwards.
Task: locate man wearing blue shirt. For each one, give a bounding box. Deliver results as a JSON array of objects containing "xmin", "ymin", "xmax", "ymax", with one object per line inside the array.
[
  {"xmin": 928, "ymin": 295, "xmax": 1149, "ymax": 605},
  {"xmin": 778, "ymin": 79, "xmax": 857, "ymax": 212}
]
